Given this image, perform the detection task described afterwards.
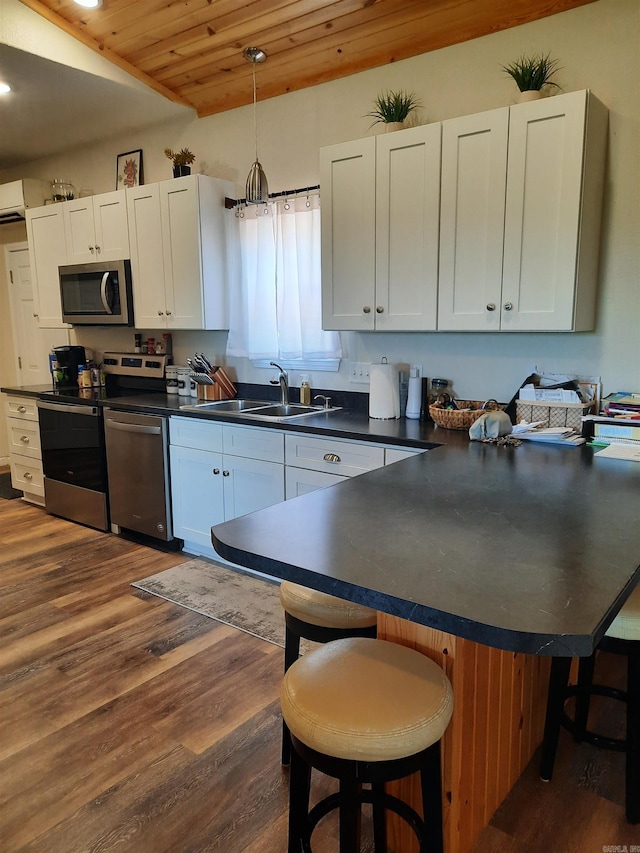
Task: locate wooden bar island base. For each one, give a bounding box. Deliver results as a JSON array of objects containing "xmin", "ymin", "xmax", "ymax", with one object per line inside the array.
[{"xmin": 378, "ymin": 613, "xmax": 551, "ymax": 853}]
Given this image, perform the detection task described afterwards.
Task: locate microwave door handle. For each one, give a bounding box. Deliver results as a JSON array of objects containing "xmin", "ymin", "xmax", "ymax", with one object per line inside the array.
[{"xmin": 100, "ymin": 272, "xmax": 113, "ymax": 314}]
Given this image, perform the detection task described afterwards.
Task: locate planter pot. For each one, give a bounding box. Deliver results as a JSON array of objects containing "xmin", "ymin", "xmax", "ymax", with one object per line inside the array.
[
  {"xmin": 173, "ymin": 165, "xmax": 191, "ymax": 178},
  {"xmin": 384, "ymin": 121, "xmax": 405, "ymax": 133},
  {"xmin": 518, "ymin": 90, "xmax": 544, "ymax": 103}
]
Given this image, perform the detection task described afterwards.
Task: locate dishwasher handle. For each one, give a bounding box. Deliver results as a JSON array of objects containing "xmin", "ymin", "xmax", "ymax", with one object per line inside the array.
[
  {"xmin": 37, "ymin": 401, "xmax": 99, "ymax": 416},
  {"xmin": 106, "ymin": 419, "xmax": 162, "ymax": 436}
]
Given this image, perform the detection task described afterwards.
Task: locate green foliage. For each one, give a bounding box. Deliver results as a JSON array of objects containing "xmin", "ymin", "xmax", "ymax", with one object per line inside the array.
[
  {"xmin": 164, "ymin": 147, "xmax": 196, "ymax": 166},
  {"xmin": 365, "ymin": 90, "xmax": 421, "ymax": 125},
  {"xmin": 501, "ymin": 53, "xmax": 561, "ymax": 92}
]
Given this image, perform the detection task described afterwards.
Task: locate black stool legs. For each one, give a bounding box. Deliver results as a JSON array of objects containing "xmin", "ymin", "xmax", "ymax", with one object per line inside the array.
[{"xmin": 540, "ymin": 656, "xmax": 572, "ymax": 782}]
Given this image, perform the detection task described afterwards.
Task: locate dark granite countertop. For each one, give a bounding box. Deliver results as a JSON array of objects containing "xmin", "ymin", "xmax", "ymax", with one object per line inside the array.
[{"xmin": 212, "ymin": 442, "xmax": 640, "ymax": 657}]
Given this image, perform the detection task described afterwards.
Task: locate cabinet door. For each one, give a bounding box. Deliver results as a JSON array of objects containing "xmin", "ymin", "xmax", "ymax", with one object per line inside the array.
[
  {"xmin": 160, "ymin": 176, "xmax": 205, "ymax": 329},
  {"xmin": 170, "ymin": 445, "xmax": 225, "ymax": 550},
  {"xmin": 375, "ymin": 124, "xmax": 441, "ymax": 331},
  {"xmin": 285, "ymin": 466, "xmax": 347, "ymax": 499},
  {"xmin": 63, "ymin": 199, "xmax": 96, "ymax": 263},
  {"xmin": 501, "ymin": 91, "xmax": 605, "ymax": 331},
  {"xmin": 321, "ymin": 138, "xmax": 376, "ymax": 330},
  {"xmin": 127, "ymin": 184, "xmax": 168, "ymax": 327},
  {"xmin": 25, "ymin": 207, "xmax": 70, "ymax": 328},
  {"xmin": 93, "ymin": 190, "xmax": 130, "ymax": 261},
  {"xmin": 222, "ymin": 456, "xmax": 284, "ymax": 520},
  {"xmin": 438, "ymin": 108, "xmax": 509, "ymax": 331}
]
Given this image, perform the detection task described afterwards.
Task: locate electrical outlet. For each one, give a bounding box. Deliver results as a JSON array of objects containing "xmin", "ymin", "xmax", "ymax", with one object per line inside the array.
[{"xmin": 349, "ymin": 362, "xmax": 370, "ymax": 384}]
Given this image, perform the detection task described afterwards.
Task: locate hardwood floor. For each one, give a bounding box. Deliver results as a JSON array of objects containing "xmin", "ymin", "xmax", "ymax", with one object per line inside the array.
[{"xmin": 0, "ymin": 498, "xmax": 639, "ymax": 852}]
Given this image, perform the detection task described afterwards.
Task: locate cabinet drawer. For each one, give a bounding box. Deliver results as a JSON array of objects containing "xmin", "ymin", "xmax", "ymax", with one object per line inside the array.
[
  {"xmin": 8, "ymin": 418, "xmax": 41, "ymax": 458},
  {"xmin": 170, "ymin": 416, "xmax": 223, "ymax": 451},
  {"xmin": 5, "ymin": 395, "xmax": 39, "ymax": 421},
  {"xmin": 222, "ymin": 424, "xmax": 285, "ymax": 463},
  {"xmin": 11, "ymin": 455, "xmax": 44, "ymax": 496},
  {"xmin": 385, "ymin": 447, "xmax": 427, "ymax": 465},
  {"xmin": 285, "ymin": 434, "xmax": 385, "ymax": 477},
  {"xmin": 285, "ymin": 466, "xmax": 348, "ymax": 499}
]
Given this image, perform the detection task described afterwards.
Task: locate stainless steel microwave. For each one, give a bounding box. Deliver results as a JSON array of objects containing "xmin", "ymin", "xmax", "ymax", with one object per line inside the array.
[{"xmin": 59, "ymin": 260, "xmax": 134, "ymax": 325}]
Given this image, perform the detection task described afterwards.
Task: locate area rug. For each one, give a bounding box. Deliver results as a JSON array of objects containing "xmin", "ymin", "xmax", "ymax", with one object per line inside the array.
[
  {"xmin": 132, "ymin": 557, "xmax": 289, "ymax": 648},
  {"xmin": 0, "ymin": 473, "xmax": 22, "ymax": 501}
]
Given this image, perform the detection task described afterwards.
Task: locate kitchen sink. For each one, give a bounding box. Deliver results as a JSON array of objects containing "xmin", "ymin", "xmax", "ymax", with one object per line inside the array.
[{"xmin": 179, "ymin": 399, "xmax": 340, "ymax": 420}]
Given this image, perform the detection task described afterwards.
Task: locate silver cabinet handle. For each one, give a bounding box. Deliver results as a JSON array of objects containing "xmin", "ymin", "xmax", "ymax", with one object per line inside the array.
[
  {"xmin": 20, "ymin": 435, "xmax": 29, "ymax": 443},
  {"xmin": 363, "ymin": 306, "xmax": 371, "ymax": 314},
  {"xmin": 213, "ymin": 468, "xmax": 220, "ymax": 475},
  {"xmin": 376, "ymin": 306, "xmax": 384, "ymax": 313},
  {"xmin": 223, "ymin": 470, "xmax": 230, "ymax": 477},
  {"xmin": 504, "ymin": 302, "xmax": 513, "ymax": 311},
  {"xmin": 24, "ymin": 472, "xmax": 33, "ymax": 480},
  {"xmin": 17, "ymin": 405, "xmax": 26, "ymax": 413},
  {"xmin": 486, "ymin": 303, "xmax": 496, "ymax": 311},
  {"xmin": 323, "ymin": 453, "xmax": 341, "ymax": 463}
]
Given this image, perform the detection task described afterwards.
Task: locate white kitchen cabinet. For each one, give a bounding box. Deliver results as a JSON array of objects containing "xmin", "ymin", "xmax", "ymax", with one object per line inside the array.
[
  {"xmin": 285, "ymin": 466, "xmax": 347, "ymax": 498},
  {"xmin": 169, "ymin": 418, "xmax": 284, "ymax": 556},
  {"xmin": 63, "ymin": 190, "xmax": 129, "ymax": 263},
  {"xmin": 438, "ymin": 90, "xmax": 607, "ymax": 331},
  {"xmin": 321, "ymin": 123, "xmax": 441, "ymax": 331},
  {"xmin": 4, "ymin": 395, "xmax": 45, "ymax": 505},
  {"xmin": 25, "ymin": 205, "xmax": 70, "ymax": 329},
  {"xmin": 127, "ymin": 174, "xmax": 236, "ymax": 330}
]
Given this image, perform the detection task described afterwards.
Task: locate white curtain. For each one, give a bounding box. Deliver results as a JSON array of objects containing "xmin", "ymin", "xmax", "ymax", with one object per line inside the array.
[{"xmin": 226, "ymin": 194, "xmax": 342, "ymax": 363}]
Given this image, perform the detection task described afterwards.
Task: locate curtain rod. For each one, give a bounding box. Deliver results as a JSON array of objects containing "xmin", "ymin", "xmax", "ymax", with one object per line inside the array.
[{"xmin": 224, "ymin": 184, "xmax": 320, "ymax": 209}]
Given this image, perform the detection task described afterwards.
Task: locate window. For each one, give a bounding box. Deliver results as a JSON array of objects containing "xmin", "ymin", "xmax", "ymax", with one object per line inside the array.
[{"xmin": 226, "ymin": 194, "xmax": 341, "ymax": 370}]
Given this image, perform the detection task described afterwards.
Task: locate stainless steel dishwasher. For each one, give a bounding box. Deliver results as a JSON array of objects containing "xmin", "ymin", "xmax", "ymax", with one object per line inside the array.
[{"xmin": 103, "ymin": 408, "xmax": 173, "ymax": 541}]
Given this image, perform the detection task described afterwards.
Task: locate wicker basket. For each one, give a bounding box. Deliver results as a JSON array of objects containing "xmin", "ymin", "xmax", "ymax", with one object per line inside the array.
[{"xmin": 429, "ymin": 400, "xmax": 497, "ymax": 430}]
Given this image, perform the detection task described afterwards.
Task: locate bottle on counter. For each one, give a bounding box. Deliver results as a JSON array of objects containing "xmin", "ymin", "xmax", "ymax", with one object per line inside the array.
[
  {"xmin": 406, "ymin": 367, "xmax": 422, "ymax": 420},
  {"xmin": 300, "ymin": 376, "xmax": 311, "ymax": 405},
  {"xmin": 162, "ymin": 333, "xmax": 173, "ymax": 357},
  {"xmin": 49, "ymin": 349, "xmax": 58, "ymax": 385},
  {"xmin": 146, "ymin": 337, "xmax": 155, "ymax": 355},
  {"xmin": 134, "ymin": 333, "xmax": 142, "ymax": 354}
]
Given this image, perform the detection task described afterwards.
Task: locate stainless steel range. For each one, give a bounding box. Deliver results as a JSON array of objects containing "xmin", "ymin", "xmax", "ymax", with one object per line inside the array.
[{"xmin": 37, "ymin": 352, "xmax": 170, "ymax": 534}]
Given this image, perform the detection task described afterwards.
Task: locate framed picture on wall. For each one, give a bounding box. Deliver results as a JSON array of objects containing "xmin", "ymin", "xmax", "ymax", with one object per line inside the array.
[{"xmin": 116, "ymin": 149, "xmax": 143, "ymax": 189}]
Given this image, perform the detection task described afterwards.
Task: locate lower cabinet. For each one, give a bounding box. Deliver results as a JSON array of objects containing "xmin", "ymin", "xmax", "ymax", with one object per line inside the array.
[
  {"xmin": 169, "ymin": 417, "xmax": 285, "ymax": 557},
  {"xmin": 4, "ymin": 395, "xmax": 45, "ymax": 506}
]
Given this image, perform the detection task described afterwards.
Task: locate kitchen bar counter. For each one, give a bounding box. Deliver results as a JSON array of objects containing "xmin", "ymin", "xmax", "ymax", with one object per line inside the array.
[{"xmin": 211, "ymin": 441, "xmax": 640, "ymax": 853}]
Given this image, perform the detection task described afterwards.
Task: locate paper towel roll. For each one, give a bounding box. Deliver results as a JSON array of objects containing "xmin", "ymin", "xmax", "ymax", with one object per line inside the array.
[
  {"xmin": 406, "ymin": 375, "xmax": 422, "ymax": 420},
  {"xmin": 369, "ymin": 362, "xmax": 399, "ymax": 419}
]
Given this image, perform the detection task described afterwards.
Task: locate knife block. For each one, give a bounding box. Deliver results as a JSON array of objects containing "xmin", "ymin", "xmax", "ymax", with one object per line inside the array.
[{"xmin": 196, "ymin": 367, "xmax": 237, "ymax": 401}]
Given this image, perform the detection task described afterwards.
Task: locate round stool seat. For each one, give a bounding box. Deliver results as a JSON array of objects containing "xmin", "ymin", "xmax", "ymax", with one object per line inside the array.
[
  {"xmin": 279, "ymin": 581, "xmax": 377, "ymax": 630},
  {"xmin": 281, "ymin": 636, "xmax": 453, "ymax": 762},
  {"xmin": 606, "ymin": 583, "xmax": 640, "ymax": 641}
]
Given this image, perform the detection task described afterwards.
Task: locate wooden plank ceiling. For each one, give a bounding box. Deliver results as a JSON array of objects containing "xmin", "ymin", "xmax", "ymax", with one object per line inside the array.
[{"xmin": 19, "ymin": 0, "xmax": 597, "ymax": 117}]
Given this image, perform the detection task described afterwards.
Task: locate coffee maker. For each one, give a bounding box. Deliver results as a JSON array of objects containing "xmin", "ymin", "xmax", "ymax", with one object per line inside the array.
[{"xmin": 53, "ymin": 345, "xmax": 86, "ymax": 387}]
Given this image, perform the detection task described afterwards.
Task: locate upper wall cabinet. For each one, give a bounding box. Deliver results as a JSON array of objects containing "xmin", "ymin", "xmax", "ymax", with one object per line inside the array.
[
  {"xmin": 25, "ymin": 205, "xmax": 70, "ymax": 329},
  {"xmin": 127, "ymin": 174, "xmax": 236, "ymax": 330},
  {"xmin": 321, "ymin": 124, "xmax": 441, "ymax": 331},
  {"xmin": 63, "ymin": 190, "xmax": 130, "ymax": 264},
  {"xmin": 438, "ymin": 90, "xmax": 608, "ymax": 331}
]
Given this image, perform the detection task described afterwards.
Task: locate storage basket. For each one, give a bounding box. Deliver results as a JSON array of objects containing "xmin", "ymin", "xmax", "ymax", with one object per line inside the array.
[
  {"xmin": 515, "ymin": 400, "xmax": 593, "ymax": 430},
  {"xmin": 429, "ymin": 400, "xmax": 500, "ymax": 430}
]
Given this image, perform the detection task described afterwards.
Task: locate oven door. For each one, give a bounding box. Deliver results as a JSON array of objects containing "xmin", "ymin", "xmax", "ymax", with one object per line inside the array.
[{"xmin": 37, "ymin": 400, "xmax": 109, "ymax": 530}]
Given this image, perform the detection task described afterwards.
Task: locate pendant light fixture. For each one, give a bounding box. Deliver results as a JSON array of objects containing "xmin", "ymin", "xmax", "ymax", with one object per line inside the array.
[{"xmin": 244, "ymin": 47, "xmax": 269, "ymax": 204}]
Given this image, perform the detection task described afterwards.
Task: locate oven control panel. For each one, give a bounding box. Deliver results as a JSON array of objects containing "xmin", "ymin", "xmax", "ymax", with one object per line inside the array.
[{"xmin": 102, "ymin": 352, "xmax": 170, "ymax": 379}]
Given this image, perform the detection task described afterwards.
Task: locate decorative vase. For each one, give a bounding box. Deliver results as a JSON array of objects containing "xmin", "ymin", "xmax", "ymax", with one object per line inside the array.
[
  {"xmin": 518, "ymin": 90, "xmax": 544, "ymax": 103},
  {"xmin": 384, "ymin": 121, "xmax": 405, "ymax": 133},
  {"xmin": 173, "ymin": 165, "xmax": 191, "ymax": 178}
]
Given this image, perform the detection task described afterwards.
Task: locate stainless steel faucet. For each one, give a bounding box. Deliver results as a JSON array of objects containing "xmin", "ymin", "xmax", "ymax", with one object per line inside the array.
[{"xmin": 270, "ymin": 361, "xmax": 289, "ymax": 405}]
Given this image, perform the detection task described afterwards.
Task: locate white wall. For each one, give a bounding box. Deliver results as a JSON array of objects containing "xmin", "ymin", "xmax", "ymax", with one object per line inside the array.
[{"xmin": 1, "ymin": 0, "xmax": 638, "ymax": 417}]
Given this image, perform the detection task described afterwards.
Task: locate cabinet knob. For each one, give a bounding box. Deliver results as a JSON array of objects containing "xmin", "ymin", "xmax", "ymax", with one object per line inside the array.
[
  {"xmin": 158, "ymin": 310, "xmax": 164, "ymax": 316},
  {"xmin": 20, "ymin": 435, "xmax": 29, "ymax": 443},
  {"xmin": 503, "ymin": 302, "xmax": 513, "ymax": 311},
  {"xmin": 486, "ymin": 303, "xmax": 496, "ymax": 311},
  {"xmin": 95, "ymin": 245, "xmax": 101, "ymax": 254},
  {"xmin": 376, "ymin": 306, "xmax": 384, "ymax": 314},
  {"xmin": 223, "ymin": 470, "xmax": 230, "ymax": 477},
  {"xmin": 24, "ymin": 472, "xmax": 33, "ymax": 480},
  {"xmin": 18, "ymin": 405, "xmax": 26, "ymax": 413},
  {"xmin": 363, "ymin": 306, "xmax": 371, "ymax": 314},
  {"xmin": 89, "ymin": 245, "xmax": 95, "ymax": 253},
  {"xmin": 166, "ymin": 311, "xmax": 172, "ymax": 316},
  {"xmin": 323, "ymin": 453, "xmax": 341, "ymax": 463},
  {"xmin": 213, "ymin": 468, "xmax": 220, "ymax": 475}
]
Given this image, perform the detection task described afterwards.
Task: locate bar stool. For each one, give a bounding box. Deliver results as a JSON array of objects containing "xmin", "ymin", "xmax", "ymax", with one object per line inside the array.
[
  {"xmin": 280, "ymin": 581, "xmax": 377, "ymax": 765},
  {"xmin": 540, "ymin": 583, "xmax": 640, "ymax": 823},
  {"xmin": 281, "ymin": 636, "xmax": 454, "ymax": 852}
]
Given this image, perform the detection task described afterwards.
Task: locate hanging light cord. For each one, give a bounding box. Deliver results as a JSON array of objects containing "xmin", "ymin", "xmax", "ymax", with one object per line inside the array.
[{"xmin": 252, "ymin": 60, "xmax": 259, "ymax": 162}]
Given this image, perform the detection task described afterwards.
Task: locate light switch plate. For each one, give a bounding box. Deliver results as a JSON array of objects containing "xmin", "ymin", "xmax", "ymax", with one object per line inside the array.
[{"xmin": 349, "ymin": 362, "xmax": 370, "ymax": 384}]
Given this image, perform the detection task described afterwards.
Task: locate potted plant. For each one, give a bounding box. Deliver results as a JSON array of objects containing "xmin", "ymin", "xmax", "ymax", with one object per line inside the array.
[
  {"xmin": 365, "ymin": 90, "xmax": 420, "ymax": 132},
  {"xmin": 164, "ymin": 147, "xmax": 196, "ymax": 177},
  {"xmin": 502, "ymin": 53, "xmax": 561, "ymax": 102}
]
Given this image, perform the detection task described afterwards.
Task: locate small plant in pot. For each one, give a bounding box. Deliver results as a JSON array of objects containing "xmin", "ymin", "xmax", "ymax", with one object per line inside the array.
[
  {"xmin": 365, "ymin": 90, "xmax": 420, "ymax": 131},
  {"xmin": 502, "ymin": 53, "xmax": 561, "ymax": 102},
  {"xmin": 165, "ymin": 147, "xmax": 196, "ymax": 177}
]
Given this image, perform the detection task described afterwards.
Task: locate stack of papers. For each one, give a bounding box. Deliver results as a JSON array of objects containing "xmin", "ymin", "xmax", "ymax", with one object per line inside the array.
[{"xmin": 512, "ymin": 423, "xmax": 586, "ymax": 446}]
